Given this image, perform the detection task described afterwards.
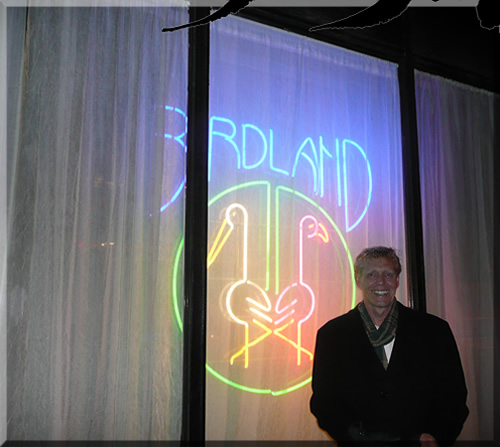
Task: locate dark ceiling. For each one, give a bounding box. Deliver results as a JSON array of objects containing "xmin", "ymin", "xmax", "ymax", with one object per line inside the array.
[{"xmin": 239, "ymin": 7, "xmax": 499, "ymax": 94}]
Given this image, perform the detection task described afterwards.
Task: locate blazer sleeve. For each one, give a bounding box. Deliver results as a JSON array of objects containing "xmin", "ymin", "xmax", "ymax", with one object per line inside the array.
[
  {"xmin": 424, "ymin": 320, "xmax": 469, "ymax": 446},
  {"xmin": 310, "ymin": 323, "xmax": 351, "ymax": 442}
]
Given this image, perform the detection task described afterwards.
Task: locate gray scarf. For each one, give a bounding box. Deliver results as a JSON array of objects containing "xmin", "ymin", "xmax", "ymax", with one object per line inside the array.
[{"xmin": 357, "ymin": 298, "xmax": 398, "ymax": 369}]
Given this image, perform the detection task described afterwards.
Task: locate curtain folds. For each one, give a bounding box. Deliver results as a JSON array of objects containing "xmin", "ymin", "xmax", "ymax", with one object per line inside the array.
[
  {"xmin": 7, "ymin": 7, "xmax": 188, "ymax": 440},
  {"xmin": 415, "ymin": 71, "xmax": 496, "ymax": 441},
  {"xmin": 206, "ymin": 17, "xmax": 406, "ymax": 440},
  {"xmin": 6, "ymin": 8, "xmax": 496, "ymax": 443}
]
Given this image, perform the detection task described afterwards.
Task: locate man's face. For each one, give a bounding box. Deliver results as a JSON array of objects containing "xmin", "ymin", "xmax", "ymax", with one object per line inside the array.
[{"xmin": 356, "ymin": 257, "xmax": 400, "ymax": 311}]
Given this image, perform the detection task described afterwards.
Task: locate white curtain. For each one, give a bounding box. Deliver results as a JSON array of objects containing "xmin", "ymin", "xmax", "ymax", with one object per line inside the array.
[
  {"xmin": 7, "ymin": 7, "xmax": 188, "ymax": 439},
  {"xmin": 204, "ymin": 17, "xmax": 406, "ymax": 440},
  {"xmin": 9, "ymin": 9, "xmax": 493, "ymax": 443},
  {"xmin": 415, "ymin": 71, "xmax": 496, "ymax": 441}
]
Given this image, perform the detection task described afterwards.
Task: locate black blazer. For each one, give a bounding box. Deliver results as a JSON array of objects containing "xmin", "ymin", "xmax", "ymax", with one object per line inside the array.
[{"xmin": 310, "ymin": 302, "xmax": 468, "ymax": 446}]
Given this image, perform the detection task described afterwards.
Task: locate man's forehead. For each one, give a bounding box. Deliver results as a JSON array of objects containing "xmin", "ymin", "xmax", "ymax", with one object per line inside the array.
[{"xmin": 363, "ymin": 257, "xmax": 398, "ymax": 271}]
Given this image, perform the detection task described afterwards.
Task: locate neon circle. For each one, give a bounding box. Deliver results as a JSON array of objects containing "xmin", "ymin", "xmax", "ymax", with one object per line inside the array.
[{"xmin": 172, "ymin": 181, "xmax": 355, "ymax": 395}]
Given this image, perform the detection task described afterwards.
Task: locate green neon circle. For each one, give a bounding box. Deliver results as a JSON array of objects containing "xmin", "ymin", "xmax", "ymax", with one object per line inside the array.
[{"xmin": 172, "ymin": 181, "xmax": 355, "ymax": 395}]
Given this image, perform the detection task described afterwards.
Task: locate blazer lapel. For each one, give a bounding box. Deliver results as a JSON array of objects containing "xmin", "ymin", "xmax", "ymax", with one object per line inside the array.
[{"xmin": 385, "ymin": 303, "xmax": 415, "ymax": 375}]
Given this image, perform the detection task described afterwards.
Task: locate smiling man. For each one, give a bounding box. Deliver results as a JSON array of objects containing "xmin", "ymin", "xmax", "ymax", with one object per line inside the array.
[{"xmin": 310, "ymin": 247, "xmax": 469, "ymax": 446}]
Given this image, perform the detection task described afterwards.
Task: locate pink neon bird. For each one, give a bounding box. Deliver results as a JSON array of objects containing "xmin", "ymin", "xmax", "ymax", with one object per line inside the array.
[{"xmin": 274, "ymin": 215, "xmax": 329, "ymax": 365}]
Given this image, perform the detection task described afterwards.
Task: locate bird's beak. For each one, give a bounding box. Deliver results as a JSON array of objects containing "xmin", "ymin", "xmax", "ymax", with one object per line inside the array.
[
  {"xmin": 317, "ymin": 222, "xmax": 329, "ymax": 243},
  {"xmin": 207, "ymin": 218, "xmax": 233, "ymax": 268},
  {"xmin": 308, "ymin": 222, "xmax": 329, "ymax": 244}
]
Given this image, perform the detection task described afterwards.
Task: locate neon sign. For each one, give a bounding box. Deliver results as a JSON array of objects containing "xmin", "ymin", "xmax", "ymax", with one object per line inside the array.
[
  {"xmin": 172, "ymin": 181, "xmax": 355, "ymax": 395},
  {"xmin": 156, "ymin": 105, "xmax": 372, "ymax": 232},
  {"xmin": 155, "ymin": 93, "xmax": 377, "ymax": 393},
  {"xmin": 151, "ymin": 105, "xmax": 188, "ymax": 215},
  {"xmin": 274, "ymin": 214, "xmax": 327, "ymax": 366},
  {"xmin": 162, "ymin": 14, "xmax": 407, "ymax": 413}
]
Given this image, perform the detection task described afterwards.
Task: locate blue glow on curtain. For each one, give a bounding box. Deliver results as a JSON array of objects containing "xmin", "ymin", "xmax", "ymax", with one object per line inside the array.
[{"xmin": 168, "ymin": 16, "xmax": 406, "ymax": 441}]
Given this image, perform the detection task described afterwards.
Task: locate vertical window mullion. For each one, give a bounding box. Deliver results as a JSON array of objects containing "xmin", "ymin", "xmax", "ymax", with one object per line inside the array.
[
  {"xmin": 181, "ymin": 6, "xmax": 210, "ymax": 443},
  {"xmin": 397, "ymin": 13, "xmax": 427, "ymax": 312}
]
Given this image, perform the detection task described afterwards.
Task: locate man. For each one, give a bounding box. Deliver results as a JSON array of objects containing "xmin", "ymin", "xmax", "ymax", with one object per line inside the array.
[{"xmin": 310, "ymin": 247, "xmax": 468, "ymax": 446}]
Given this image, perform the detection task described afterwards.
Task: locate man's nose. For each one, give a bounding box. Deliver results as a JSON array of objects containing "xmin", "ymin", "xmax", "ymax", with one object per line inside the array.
[{"xmin": 375, "ymin": 274, "xmax": 384, "ymax": 284}]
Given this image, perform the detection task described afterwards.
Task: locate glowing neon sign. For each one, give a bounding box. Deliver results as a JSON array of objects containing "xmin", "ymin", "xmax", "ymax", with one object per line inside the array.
[
  {"xmin": 162, "ymin": 15, "xmax": 406, "ymax": 404},
  {"xmin": 156, "ymin": 105, "xmax": 373, "ymax": 232},
  {"xmin": 207, "ymin": 205, "xmax": 326, "ymax": 368},
  {"xmin": 274, "ymin": 214, "xmax": 327, "ymax": 366},
  {"xmin": 172, "ymin": 181, "xmax": 356, "ymax": 395},
  {"xmin": 152, "ymin": 105, "xmax": 188, "ymax": 215},
  {"xmin": 208, "ymin": 202, "xmax": 273, "ymax": 369}
]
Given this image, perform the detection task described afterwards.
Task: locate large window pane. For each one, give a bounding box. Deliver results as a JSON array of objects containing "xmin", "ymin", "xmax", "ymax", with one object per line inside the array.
[
  {"xmin": 201, "ymin": 17, "xmax": 406, "ymax": 440},
  {"xmin": 415, "ymin": 71, "xmax": 496, "ymax": 441}
]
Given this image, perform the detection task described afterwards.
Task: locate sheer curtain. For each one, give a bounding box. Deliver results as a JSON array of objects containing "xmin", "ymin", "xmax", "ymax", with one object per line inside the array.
[
  {"xmin": 415, "ymin": 72, "xmax": 496, "ymax": 441},
  {"xmin": 204, "ymin": 17, "xmax": 406, "ymax": 440},
  {"xmin": 7, "ymin": 7, "xmax": 188, "ymax": 439}
]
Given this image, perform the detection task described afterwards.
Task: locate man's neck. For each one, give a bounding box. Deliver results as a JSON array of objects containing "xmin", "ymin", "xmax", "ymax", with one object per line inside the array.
[{"xmin": 364, "ymin": 299, "xmax": 394, "ymax": 326}]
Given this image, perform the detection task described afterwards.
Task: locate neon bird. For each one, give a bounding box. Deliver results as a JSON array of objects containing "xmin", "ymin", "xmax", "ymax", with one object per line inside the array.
[
  {"xmin": 207, "ymin": 203, "xmax": 273, "ymax": 368},
  {"xmin": 310, "ymin": 221, "xmax": 329, "ymax": 244},
  {"xmin": 274, "ymin": 215, "xmax": 328, "ymax": 366}
]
